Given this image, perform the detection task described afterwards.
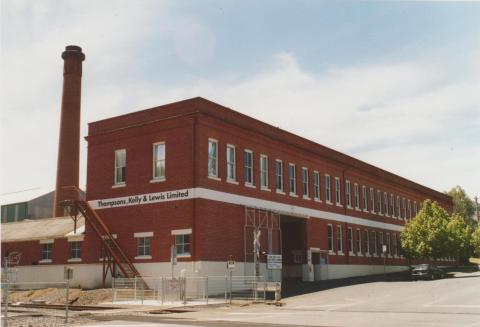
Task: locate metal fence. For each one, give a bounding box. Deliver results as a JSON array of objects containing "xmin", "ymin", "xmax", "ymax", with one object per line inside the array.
[{"xmin": 112, "ymin": 275, "xmax": 281, "ymax": 304}]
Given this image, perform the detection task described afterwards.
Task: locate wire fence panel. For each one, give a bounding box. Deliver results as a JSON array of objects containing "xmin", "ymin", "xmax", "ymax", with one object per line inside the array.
[{"xmin": 111, "ymin": 275, "xmax": 267, "ymax": 304}]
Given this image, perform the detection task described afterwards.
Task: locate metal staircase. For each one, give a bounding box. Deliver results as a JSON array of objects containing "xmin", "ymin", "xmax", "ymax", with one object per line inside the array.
[{"xmin": 62, "ymin": 198, "xmax": 141, "ymax": 281}]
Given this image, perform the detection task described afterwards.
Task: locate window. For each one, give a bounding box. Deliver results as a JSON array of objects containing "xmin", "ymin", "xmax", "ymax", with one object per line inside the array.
[
  {"xmin": 302, "ymin": 168, "xmax": 309, "ymax": 198},
  {"xmin": 403, "ymin": 198, "xmax": 407, "ymax": 220},
  {"xmin": 325, "ymin": 175, "xmax": 331, "ymax": 203},
  {"xmin": 408, "ymin": 200, "xmax": 412, "ymax": 220},
  {"xmin": 289, "ymin": 164, "xmax": 296, "ymax": 195},
  {"xmin": 175, "ymin": 234, "xmax": 190, "ymax": 256},
  {"xmin": 336, "ymin": 225, "xmax": 343, "ymax": 253},
  {"xmin": 384, "ymin": 192, "xmax": 389, "ymax": 216},
  {"xmin": 136, "ymin": 237, "xmax": 151, "ymax": 257},
  {"xmin": 379, "ymin": 232, "xmax": 384, "ymax": 255},
  {"xmin": 348, "ymin": 227, "xmax": 353, "ymax": 253},
  {"xmin": 346, "ymin": 180, "xmax": 352, "ymax": 207},
  {"xmin": 364, "ymin": 230, "xmax": 370, "ymax": 254},
  {"xmin": 226, "ymin": 145, "xmax": 236, "ymax": 181},
  {"xmin": 114, "ymin": 149, "xmax": 126, "ymax": 184},
  {"xmin": 354, "ymin": 184, "xmax": 360, "ymax": 209},
  {"xmin": 377, "ymin": 190, "xmax": 382, "ymax": 215},
  {"xmin": 362, "ymin": 186, "xmax": 368, "ymax": 211},
  {"xmin": 327, "ymin": 225, "xmax": 334, "ymax": 252},
  {"xmin": 152, "ymin": 143, "xmax": 165, "ymax": 180},
  {"xmin": 396, "ymin": 196, "xmax": 401, "ymax": 219},
  {"xmin": 392, "ymin": 234, "xmax": 397, "ymax": 256},
  {"xmin": 391, "ymin": 194, "xmax": 396, "ymax": 218},
  {"xmin": 386, "ymin": 233, "xmax": 391, "ymax": 255},
  {"xmin": 42, "ymin": 243, "xmax": 52, "ymax": 260},
  {"xmin": 313, "ymin": 171, "xmax": 320, "ymax": 200},
  {"xmin": 414, "ymin": 201, "xmax": 418, "ymax": 216},
  {"xmin": 369, "ymin": 188, "xmax": 375, "ymax": 213},
  {"xmin": 244, "ymin": 150, "xmax": 253, "ymax": 185},
  {"xmin": 260, "ymin": 155, "xmax": 269, "ymax": 188},
  {"xmin": 335, "ymin": 177, "xmax": 341, "ymax": 205},
  {"xmin": 70, "ymin": 241, "xmax": 81, "ymax": 259},
  {"xmin": 275, "ymin": 160, "xmax": 283, "ymax": 192},
  {"xmin": 356, "ymin": 229, "xmax": 362, "ymax": 254},
  {"xmin": 208, "ymin": 139, "xmax": 218, "ymax": 178},
  {"xmin": 372, "ymin": 231, "xmax": 377, "ymax": 255}
]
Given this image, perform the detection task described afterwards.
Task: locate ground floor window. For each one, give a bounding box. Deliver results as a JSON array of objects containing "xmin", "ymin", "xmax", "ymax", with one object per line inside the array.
[
  {"xmin": 42, "ymin": 243, "xmax": 52, "ymax": 260},
  {"xmin": 175, "ymin": 234, "xmax": 191, "ymax": 256},
  {"xmin": 136, "ymin": 237, "xmax": 152, "ymax": 256},
  {"xmin": 69, "ymin": 242, "xmax": 81, "ymax": 259},
  {"xmin": 327, "ymin": 225, "xmax": 334, "ymax": 251}
]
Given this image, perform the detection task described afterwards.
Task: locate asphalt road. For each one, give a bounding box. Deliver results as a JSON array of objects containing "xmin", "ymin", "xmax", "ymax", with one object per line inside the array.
[{"xmin": 84, "ymin": 270, "xmax": 480, "ymax": 327}]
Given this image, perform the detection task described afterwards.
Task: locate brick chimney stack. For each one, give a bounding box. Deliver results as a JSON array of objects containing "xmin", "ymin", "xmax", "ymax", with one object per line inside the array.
[{"xmin": 53, "ymin": 45, "xmax": 85, "ymax": 217}]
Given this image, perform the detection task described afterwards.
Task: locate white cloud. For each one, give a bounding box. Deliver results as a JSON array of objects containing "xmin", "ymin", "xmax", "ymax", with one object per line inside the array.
[{"xmin": 1, "ymin": 1, "xmax": 479, "ymax": 201}]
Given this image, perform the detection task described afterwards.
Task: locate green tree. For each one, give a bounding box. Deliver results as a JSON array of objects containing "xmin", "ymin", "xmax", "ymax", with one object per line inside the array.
[
  {"xmin": 473, "ymin": 226, "xmax": 480, "ymax": 256},
  {"xmin": 401, "ymin": 200, "xmax": 450, "ymax": 261},
  {"xmin": 446, "ymin": 214, "xmax": 474, "ymax": 261},
  {"xmin": 446, "ymin": 186, "xmax": 476, "ymax": 225}
]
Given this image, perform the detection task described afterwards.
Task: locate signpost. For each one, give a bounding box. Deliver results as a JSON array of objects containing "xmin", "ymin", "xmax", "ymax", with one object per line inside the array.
[
  {"xmin": 170, "ymin": 245, "xmax": 177, "ymax": 278},
  {"xmin": 64, "ymin": 267, "xmax": 73, "ymax": 323}
]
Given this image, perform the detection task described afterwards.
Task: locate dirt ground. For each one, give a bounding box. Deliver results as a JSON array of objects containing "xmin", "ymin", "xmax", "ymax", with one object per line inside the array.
[{"xmin": 8, "ymin": 288, "xmax": 113, "ymax": 305}]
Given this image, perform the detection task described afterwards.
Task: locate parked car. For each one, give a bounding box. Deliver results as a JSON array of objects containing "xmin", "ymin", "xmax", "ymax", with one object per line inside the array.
[{"xmin": 411, "ymin": 264, "xmax": 445, "ymax": 280}]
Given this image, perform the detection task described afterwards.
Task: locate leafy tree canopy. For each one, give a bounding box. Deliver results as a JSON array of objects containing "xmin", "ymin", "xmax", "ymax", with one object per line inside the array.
[{"xmin": 446, "ymin": 186, "xmax": 476, "ymax": 225}]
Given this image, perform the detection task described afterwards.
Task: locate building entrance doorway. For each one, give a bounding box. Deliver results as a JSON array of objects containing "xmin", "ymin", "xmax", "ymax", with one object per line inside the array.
[{"xmin": 280, "ymin": 215, "xmax": 307, "ymax": 280}]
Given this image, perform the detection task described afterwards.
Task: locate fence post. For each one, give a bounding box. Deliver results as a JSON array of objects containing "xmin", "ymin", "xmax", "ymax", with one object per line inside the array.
[
  {"xmin": 134, "ymin": 277, "xmax": 137, "ymax": 301},
  {"xmin": 2, "ymin": 281, "xmax": 8, "ymax": 327},
  {"xmin": 205, "ymin": 277, "xmax": 208, "ymax": 304},
  {"xmin": 64, "ymin": 280, "xmax": 70, "ymax": 323},
  {"xmin": 224, "ymin": 275, "xmax": 228, "ymax": 303}
]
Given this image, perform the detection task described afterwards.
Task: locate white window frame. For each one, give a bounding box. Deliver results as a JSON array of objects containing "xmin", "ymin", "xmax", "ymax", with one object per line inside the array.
[
  {"xmin": 364, "ymin": 229, "xmax": 370, "ymax": 256},
  {"xmin": 386, "ymin": 233, "xmax": 391, "ymax": 256},
  {"xmin": 396, "ymin": 196, "xmax": 402, "ymax": 220},
  {"xmin": 372, "ymin": 231, "xmax": 377, "ymax": 256},
  {"xmin": 226, "ymin": 144, "xmax": 237, "ymax": 182},
  {"xmin": 289, "ymin": 163, "xmax": 297, "ymax": 196},
  {"xmin": 302, "ymin": 167, "xmax": 310, "ymax": 199},
  {"xmin": 369, "ymin": 188, "xmax": 375, "ymax": 214},
  {"xmin": 354, "ymin": 183, "xmax": 360, "ymax": 210},
  {"xmin": 362, "ymin": 186, "xmax": 368, "ymax": 212},
  {"xmin": 392, "ymin": 233, "xmax": 397, "ymax": 257},
  {"xmin": 114, "ymin": 149, "xmax": 126, "ymax": 186},
  {"xmin": 336, "ymin": 225, "xmax": 343, "ymax": 254},
  {"xmin": 403, "ymin": 198, "xmax": 407, "ymax": 220},
  {"xmin": 335, "ymin": 177, "xmax": 342, "ymax": 206},
  {"xmin": 384, "ymin": 192, "xmax": 389, "ymax": 217},
  {"xmin": 244, "ymin": 150, "xmax": 254, "ymax": 186},
  {"xmin": 41, "ymin": 243, "xmax": 52, "ymax": 261},
  {"xmin": 377, "ymin": 190, "xmax": 382, "ymax": 215},
  {"xmin": 414, "ymin": 201, "xmax": 418, "ymax": 216},
  {"xmin": 347, "ymin": 227, "xmax": 354, "ymax": 254},
  {"xmin": 408, "ymin": 200, "xmax": 412, "ymax": 220},
  {"xmin": 151, "ymin": 142, "xmax": 166, "ymax": 182},
  {"xmin": 208, "ymin": 138, "xmax": 219, "ymax": 179},
  {"xmin": 356, "ymin": 228, "xmax": 362, "ymax": 255},
  {"xmin": 275, "ymin": 160, "xmax": 284, "ymax": 193},
  {"xmin": 260, "ymin": 154, "xmax": 269, "ymax": 190},
  {"xmin": 391, "ymin": 194, "xmax": 396, "ymax": 218},
  {"xmin": 379, "ymin": 232, "xmax": 384, "ymax": 256},
  {"xmin": 313, "ymin": 171, "xmax": 320, "ymax": 201},
  {"xmin": 175, "ymin": 234, "xmax": 191, "ymax": 257},
  {"xmin": 345, "ymin": 180, "xmax": 352, "ymax": 208},
  {"xmin": 69, "ymin": 241, "xmax": 82, "ymax": 261},
  {"xmin": 327, "ymin": 224, "xmax": 334, "ymax": 253},
  {"xmin": 325, "ymin": 175, "xmax": 332, "ymax": 204}
]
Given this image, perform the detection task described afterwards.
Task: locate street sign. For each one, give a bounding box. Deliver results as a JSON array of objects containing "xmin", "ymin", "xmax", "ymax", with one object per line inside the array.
[
  {"xmin": 227, "ymin": 255, "xmax": 235, "ymax": 270},
  {"xmin": 267, "ymin": 254, "xmax": 282, "ymax": 270}
]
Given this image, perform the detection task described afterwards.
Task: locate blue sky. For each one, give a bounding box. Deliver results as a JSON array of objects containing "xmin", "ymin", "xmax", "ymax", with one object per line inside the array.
[{"xmin": 1, "ymin": 0, "xmax": 479, "ymax": 200}]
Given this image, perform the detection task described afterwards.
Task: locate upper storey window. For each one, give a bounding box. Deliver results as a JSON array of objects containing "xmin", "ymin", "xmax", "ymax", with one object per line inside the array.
[
  {"xmin": 335, "ymin": 177, "xmax": 341, "ymax": 206},
  {"xmin": 289, "ymin": 163, "xmax": 297, "ymax": 195},
  {"xmin": 362, "ymin": 186, "xmax": 368, "ymax": 212},
  {"xmin": 384, "ymin": 192, "xmax": 389, "ymax": 216},
  {"xmin": 226, "ymin": 145, "xmax": 236, "ymax": 181},
  {"xmin": 114, "ymin": 149, "xmax": 126, "ymax": 185},
  {"xmin": 244, "ymin": 150, "xmax": 253, "ymax": 185},
  {"xmin": 345, "ymin": 180, "xmax": 352, "ymax": 208},
  {"xmin": 313, "ymin": 171, "xmax": 320, "ymax": 200},
  {"xmin": 302, "ymin": 168, "xmax": 309, "ymax": 198},
  {"xmin": 391, "ymin": 194, "xmax": 396, "ymax": 218},
  {"xmin": 260, "ymin": 155, "xmax": 269, "ymax": 189},
  {"xmin": 325, "ymin": 175, "xmax": 331, "ymax": 203},
  {"xmin": 396, "ymin": 196, "xmax": 402, "ymax": 219},
  {"xmin": 275, "ymin": 160, "xmax": 284, "ymax": 192},
  {"xmin": 369, "ymin": 188, "xmax": 375, "ymax": 214},
  {"xmin": 354, "ymin": 184, "xmax": 360, "ymax": 209},
  {"xmin": 152, "ymin": 143, "xmax": 165, "ymax": 181},
  {"xmin": 377, "ymin": 190, "xmax": 382, "ymax": 215},
  {"xmin": 208, "ymin": 139, "xmax": 218, "ymax": 178}
]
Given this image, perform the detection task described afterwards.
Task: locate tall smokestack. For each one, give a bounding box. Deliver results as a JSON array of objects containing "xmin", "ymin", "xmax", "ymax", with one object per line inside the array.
[{"xmin": 53, "ymin": 45, "xmax": 85, "ymax": 217}]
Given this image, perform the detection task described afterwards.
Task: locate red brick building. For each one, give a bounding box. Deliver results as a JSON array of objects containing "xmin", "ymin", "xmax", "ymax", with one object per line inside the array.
[{"xmin": 2, "ymin": 96, "xmax": 454, "ymax": 287}]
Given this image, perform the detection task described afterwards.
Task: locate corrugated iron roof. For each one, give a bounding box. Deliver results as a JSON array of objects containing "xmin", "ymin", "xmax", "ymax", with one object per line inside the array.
[{"xmin": 1, "ymin": 216, "xmax": 85, "ymax": 243}]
